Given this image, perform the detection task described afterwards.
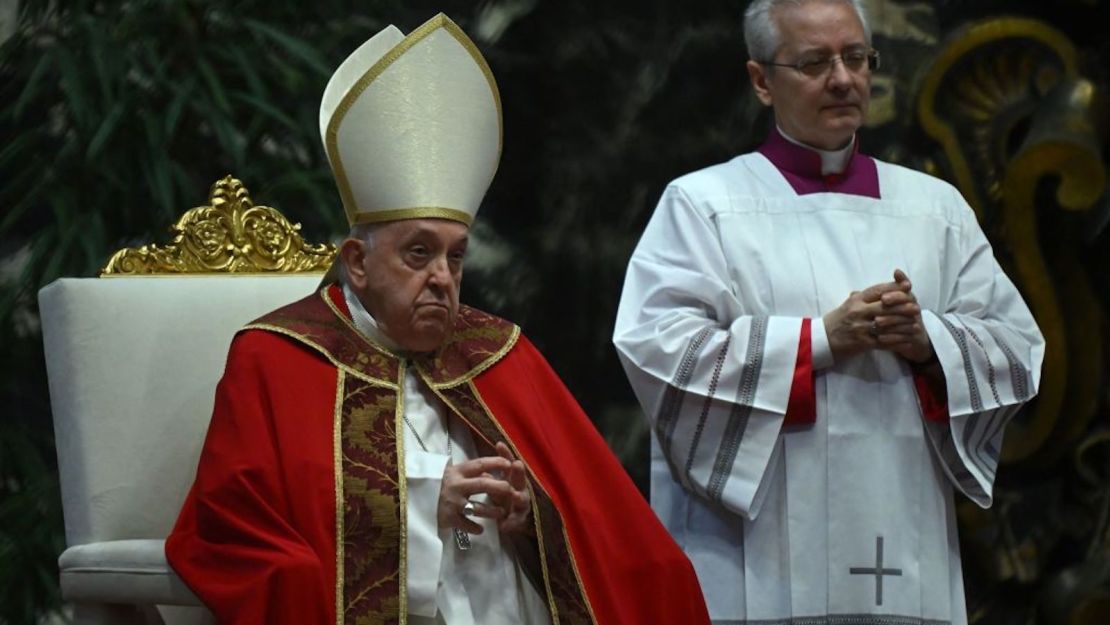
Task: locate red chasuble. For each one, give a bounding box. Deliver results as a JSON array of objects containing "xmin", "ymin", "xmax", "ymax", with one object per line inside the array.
[{"xmin": 167, "ymin": 285, "xmax": 709, "ymax": 625}]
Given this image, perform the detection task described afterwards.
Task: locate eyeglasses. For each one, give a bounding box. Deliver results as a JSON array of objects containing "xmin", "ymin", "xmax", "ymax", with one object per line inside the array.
[{"xmin": 759, "ymin": 49, "xmax": 880, "ymax": 78}]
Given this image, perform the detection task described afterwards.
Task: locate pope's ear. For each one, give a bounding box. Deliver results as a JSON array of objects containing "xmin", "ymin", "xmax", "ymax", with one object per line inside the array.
[
  {"xmin": 747, "ymin": 60, "xmax": 774, "ymax": 106},
  {"xmin": 338, "ymin": 238, "xmax": 368, "ymax": 289}
]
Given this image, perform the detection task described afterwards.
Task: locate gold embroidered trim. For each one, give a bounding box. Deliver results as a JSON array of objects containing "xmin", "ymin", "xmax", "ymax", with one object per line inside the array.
[
  {"xmin": 468, "ymin": 381, "xmax": 599, "ymax": 625},
  {"xmin": 558, "ymin": 523, "xmax": 598, "ymax": 625},
  {"xmin": 351, "ymin": 207, "xmax": 474, "ymax": 226},
  {"xmin": 333, "ymin": 370, "xmax": 346, "ymax": 625},
  {"xmin": 463, "ymin": 381, "xmax": 569, "ymax": 623},
  {"xmin": 319, "ymin": 287, "xmax": 517, "ymax": 388},
  {"xmin": 527, "ymin": 478, "xmax": 560, "ymax": 625},
  {"xmin": 325, "ymin": 14, "xmax": 503, "ymax": 227},
  {"xmin": 426, "ymin": 325, "xmax": 521, "ymax": 390},
  {"xmin": 396, "ymin": 362, "xmax": 409, "ymax": 623},
  {"xmin": 424, "ymin": 378, "xmax": 594, "ymax": 622},
  {"xmin": 421, "ymin": 385, "xmax": 480, "ymax": 445},
  {"xmin": 241, "ymin": 323, "xmax": 398, "ymax": 390},
  {"xmin": 466, "ymin": 381, "xmax": 586, "ymax": 625}
]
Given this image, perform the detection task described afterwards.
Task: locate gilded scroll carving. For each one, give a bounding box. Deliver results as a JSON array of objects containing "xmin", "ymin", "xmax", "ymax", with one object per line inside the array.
[
  {"xmin": 101, "ymin": 175, "xmax": 336, "ymax": 275},
  {"xmin": 918, "ymin": 17, "xmax": 1105, "ymax": 466}
]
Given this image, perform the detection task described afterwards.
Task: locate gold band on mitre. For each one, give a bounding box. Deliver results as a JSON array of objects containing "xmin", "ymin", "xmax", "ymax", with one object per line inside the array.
[
  {"xmin": 350, "ymin": 207, "xmax": 475, "ymax": 227},
  {"xmin": 320, "ymin": 14, "xmax": 502, "ymax": 228}
]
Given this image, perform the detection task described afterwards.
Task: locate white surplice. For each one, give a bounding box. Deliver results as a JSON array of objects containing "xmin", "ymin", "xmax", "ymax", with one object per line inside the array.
[
  {"xmin": 343, "ymin": 285, "xmax": 550, "ymax": 625},
  {"xmin": 613, "ymin": 149, "xmax": 1044, "ymax": 625}
]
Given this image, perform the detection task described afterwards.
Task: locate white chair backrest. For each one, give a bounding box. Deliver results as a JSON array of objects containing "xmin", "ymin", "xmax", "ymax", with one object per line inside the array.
[{"xmin": 40, "ymin": 276, "xmax": 321, "ymax": 546}]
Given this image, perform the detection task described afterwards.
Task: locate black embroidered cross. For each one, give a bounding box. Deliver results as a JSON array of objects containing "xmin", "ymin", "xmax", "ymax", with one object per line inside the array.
[{"xmin": 849, "ymin": 535, "xmax": 903, "ymax": 606}]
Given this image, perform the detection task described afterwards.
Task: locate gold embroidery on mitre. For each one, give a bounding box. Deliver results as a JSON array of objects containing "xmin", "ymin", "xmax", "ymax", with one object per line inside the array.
[
  {"xmin": 351, "ymin": 207, "xmax": 475, "ymax": 227},
  {"xmin": 100, "ymin": 175, "xmax": 336, "ymax": 275},
  {"xmin": 325, "ymin": 13, "xmax": 502, "ymax": 227}
]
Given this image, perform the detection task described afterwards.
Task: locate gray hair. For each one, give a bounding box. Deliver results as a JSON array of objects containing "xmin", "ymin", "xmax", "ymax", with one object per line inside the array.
[
  {"xmin": 743, "ymin": 0, "xmax": 872, "ymax": 62},
  {"xmin": 337, "ymin": 222, "xmax": 382, "ymax": 286}
]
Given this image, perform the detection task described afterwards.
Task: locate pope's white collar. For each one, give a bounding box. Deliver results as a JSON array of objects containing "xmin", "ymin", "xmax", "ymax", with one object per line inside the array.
[{"xmin": 342, "ymin": 283, "xmax": 401, "ymax": 351}]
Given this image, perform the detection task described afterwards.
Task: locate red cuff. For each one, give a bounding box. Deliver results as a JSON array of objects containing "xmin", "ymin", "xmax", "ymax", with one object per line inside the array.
[
  {"xmin": 784, "ymin": 318, "xmax": 816, "ymax": 426},
  {"xmin": 913, "ymin": 367, "xmax": 950, "ymax": 422}
]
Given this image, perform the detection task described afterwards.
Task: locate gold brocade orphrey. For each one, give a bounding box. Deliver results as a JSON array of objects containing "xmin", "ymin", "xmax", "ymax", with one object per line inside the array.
[{"xmin": 100, "ymin": 175, "xmax": 336, "ymax": 275}]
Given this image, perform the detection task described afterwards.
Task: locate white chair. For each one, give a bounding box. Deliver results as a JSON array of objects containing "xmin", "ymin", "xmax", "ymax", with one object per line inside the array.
[{"xmin": 39, "ymin": 177, "xmax": 335, "ymax": 625}]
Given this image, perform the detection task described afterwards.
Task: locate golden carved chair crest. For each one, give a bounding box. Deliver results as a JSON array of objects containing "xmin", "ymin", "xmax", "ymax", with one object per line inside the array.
[{"xmin": 101, "ymin": 175, "xmax": 336, "ymax": 275}]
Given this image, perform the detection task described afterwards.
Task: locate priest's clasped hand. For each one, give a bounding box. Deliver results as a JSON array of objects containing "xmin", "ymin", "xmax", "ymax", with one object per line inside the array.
[
  {"xmin": 438, "ymin": 441, "xmax": 531, "ymax": 536},
  {"xmin": 873, "ymin": 269, "xmax": 935, "ymax": 364},
  {"xmin": 823, "ymin": 268, "xmax": 935, "ymax": 364}
]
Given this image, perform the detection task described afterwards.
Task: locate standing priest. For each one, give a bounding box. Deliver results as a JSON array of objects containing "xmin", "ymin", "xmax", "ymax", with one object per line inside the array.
[
  {"xmin": 613, "ymin": 1, "xmax": 1044, "ymax": 624},
  {"xmin": 167, "ymin": 14, "xmax": 709, "ymax": 625}
]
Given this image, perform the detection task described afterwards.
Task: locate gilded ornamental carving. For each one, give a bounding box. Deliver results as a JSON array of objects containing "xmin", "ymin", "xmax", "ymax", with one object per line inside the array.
[
  {"xmin": 101, "ymin": 176, "xmax": 336, "ymax": 275},
  {"xmin": 918, "ymin": 17, "xmax": 1105, "ymax": 467}
]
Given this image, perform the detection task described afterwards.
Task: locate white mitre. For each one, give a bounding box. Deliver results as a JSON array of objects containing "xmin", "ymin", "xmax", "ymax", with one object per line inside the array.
[{"xmin": 320, "ymin": 13, "xmax": 502, "ymax": 227}]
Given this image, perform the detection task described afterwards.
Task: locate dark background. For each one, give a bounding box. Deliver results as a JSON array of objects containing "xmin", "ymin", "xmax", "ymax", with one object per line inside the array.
[{"xmin": 2, "ymin": 0, "xmax": 1109, "ymax": 622}]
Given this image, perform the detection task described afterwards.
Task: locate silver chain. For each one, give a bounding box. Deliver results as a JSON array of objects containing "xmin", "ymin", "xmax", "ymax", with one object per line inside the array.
[
  {"xmin": 400, "ymin": 361, "xmax": 451, "ymax": 456},
  {"xmin": 401, "ymin": 411, "xmax": 451, "ymax": 456}
]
